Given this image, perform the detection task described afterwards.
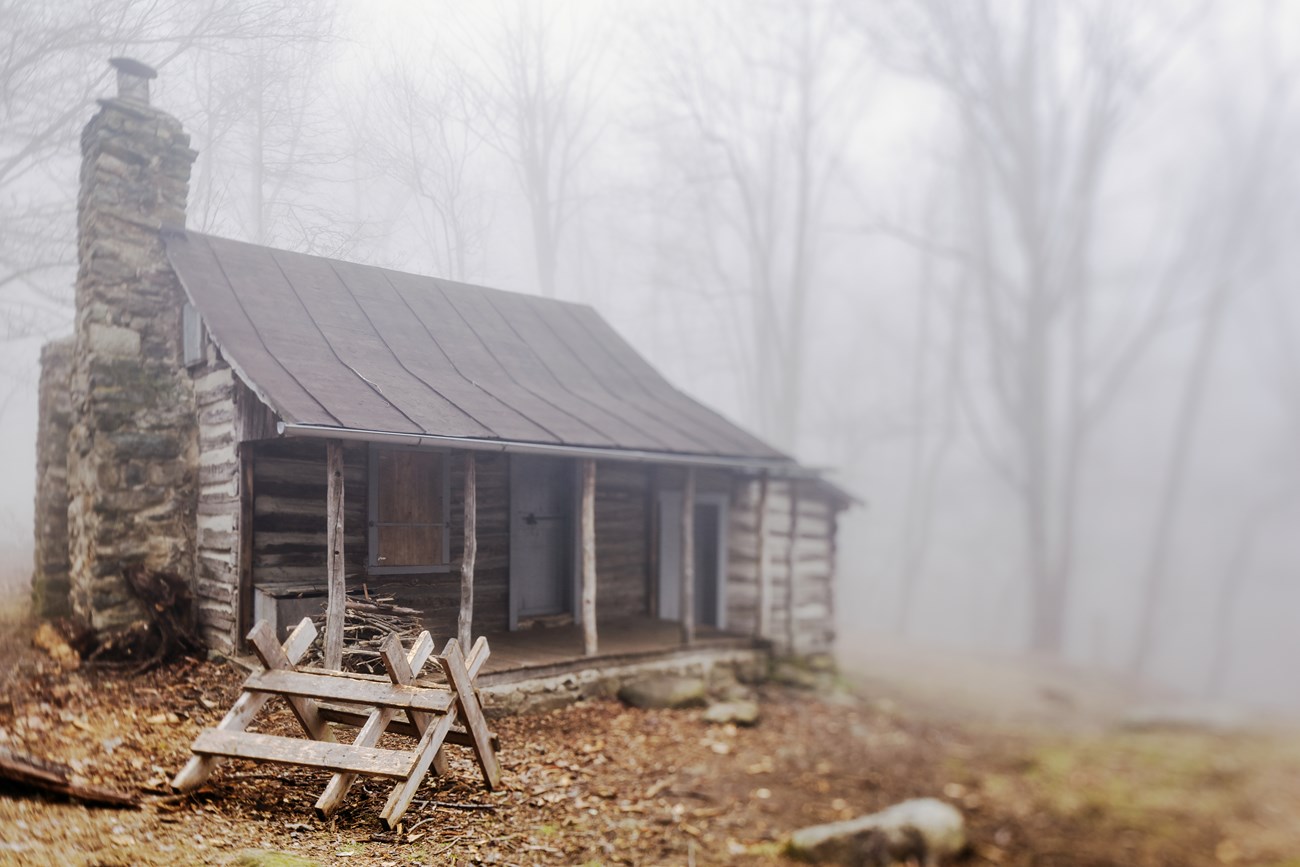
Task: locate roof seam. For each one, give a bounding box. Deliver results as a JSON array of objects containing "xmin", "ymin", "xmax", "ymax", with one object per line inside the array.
[
  {"xmin": 477, "ymin": 289, "xmax": 674, "ymax": 450},
  {"xmin": 265, "ymin": 248, "xmax": 424, "ymax": 433},
  {"xmin": 326, "ymin": 259, "xmax": 495, "ymax": 437},
  {"xmin": 569, "ymin": 307, "xmax": 769, "ymax": 454},
  {"xmin": 201, "ymin": 237, "xmax": 342, "ymax": 426},
  {"xmin": 431, "ymin": 281, "xmax": 614, "ymax": 445},
  {"xmin": 377, "ymin": 269, "xmax": 564, "ymax": 442},
  {"xmin": 539, "ymin": 299, "xmax": 717, "ymax": 452}
]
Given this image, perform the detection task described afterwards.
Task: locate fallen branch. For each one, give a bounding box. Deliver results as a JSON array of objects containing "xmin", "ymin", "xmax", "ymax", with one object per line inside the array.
[{"xmin": 0, "ymin": 746, "xmax": 138, "ymax": 808}]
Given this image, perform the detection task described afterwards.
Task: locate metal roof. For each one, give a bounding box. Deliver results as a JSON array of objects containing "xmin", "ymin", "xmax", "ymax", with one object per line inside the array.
[{"xmin": 165, "ymin": 230, "xmax": 788, "ymax": 462}]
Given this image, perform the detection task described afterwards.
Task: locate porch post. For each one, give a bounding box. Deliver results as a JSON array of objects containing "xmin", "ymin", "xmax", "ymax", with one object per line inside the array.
[
  {"xmin": 755, "ymin": 470, "xmax": 770, "ymax": 640},
  {"xmin": 785, "ymin": 480, "xmax": 800, "ymax": 652},
  {"xmin": 680, "ymin": 467, "xmax": 696, "ymax": 645},
  {"xmin": 237, "ymin": 445, "xmax": 255, "ymax": 648},
  {"xmin": 459, "ymin": 451, "xmax": 477, "ymax": 654},
  {"xmin": 580, "ymin": 459, "xmax": 598, "ymax": 656},
  {"xmin": 324, "ymin": 440, "xmax": 346, "ymax": 670}
]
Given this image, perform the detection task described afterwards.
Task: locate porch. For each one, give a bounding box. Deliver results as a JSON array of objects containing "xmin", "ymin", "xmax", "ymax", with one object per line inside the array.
[{"xmin": 475, "ymin": 615, "xmax": 759, "ymax": 684}]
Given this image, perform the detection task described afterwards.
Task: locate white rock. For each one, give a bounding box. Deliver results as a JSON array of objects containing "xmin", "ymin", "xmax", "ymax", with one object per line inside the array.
[{"xmin": 786, "ymin": 797, "xmax": 965, "ymax": 866}]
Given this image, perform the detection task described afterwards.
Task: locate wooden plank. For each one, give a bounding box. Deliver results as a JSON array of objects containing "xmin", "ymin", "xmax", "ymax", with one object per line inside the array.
[
  {"xmin": 581, "ymin": 458, "xmax": 597, "ymax": 657},
  {"xmin": 249, "ymin": 621, "xmax": 336, "ymax": 744},
  {"xmin": 316, "ymin": 631, "xmax": 435, "ymax": 817},
  {"xmin": 172, "ymin": 618, "xmax": 317, "ymax": 792},
  {"xmin": 325, "ymin": 440, "xmax": 345, "ymax": 670},
  {"xmin": 379, "ymin": 631, "xmax": 448, "ymax": 777},
  {"xmin": 755, "ymin": 471, "xmax": 771, "ymax": 639},
  {"xmin": 379, "ymin": 703, "xmax": 457, "ymax": 830},
  {"xmin": 437, "ymin": 639, "xmax": 501, "ymax": 790},
  {"xmin": 241, "ymin": 669, "xmax": 455, "ymax": 713},
  {"xmin": 680, "ymin": 467, "xmax": 696, "ymax": 646},
  {"xmin": 316, "ymin": 706, "xmax": 499, "ymax": 750},
  {"xmin": 191, "ymin": 730, "xmax": 411, "ymax": 779},
  {"xmin": 0, "ymin": 746, "xmax": 137, "ymax": 807},
  {"xmin": 460, "ymin": 451, "xmax": 476, "ymax": 654}
]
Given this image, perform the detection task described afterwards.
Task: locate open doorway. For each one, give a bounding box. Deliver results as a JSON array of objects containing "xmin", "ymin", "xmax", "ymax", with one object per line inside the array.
[{"xmin": 657, "ymin": 491, "xmax": 729, "ymax": 629}]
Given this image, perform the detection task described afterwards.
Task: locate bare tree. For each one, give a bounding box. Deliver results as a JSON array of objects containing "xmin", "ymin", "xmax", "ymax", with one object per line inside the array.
[
  {"xmin": 453, "ymin": 1, "xmax": 610, "ymax": 298},
  {"xmin": 181, "ymin": 1, "xmax": 361, "ymax": 257},
  {"xmin": 368, "ymin": 54, "xmax": 490, "ymax": 282},
  {"xmin": 646, "ymin": 0, "xmax": 865, "ymax": 452},
  {"xmin": 1129, "ymin": 6, "xmax": 1299, "ymax": 675},
  {"xmin": 862, "ymin": 1, "xmax": 1188, "ymax": 654},
  {"xmin": 894, "ymin": 188, "xmax": 967, "ymax": 633},
  {"xmin": 0, "ymin": 0, "xmax": 333, "ymax": 337}
]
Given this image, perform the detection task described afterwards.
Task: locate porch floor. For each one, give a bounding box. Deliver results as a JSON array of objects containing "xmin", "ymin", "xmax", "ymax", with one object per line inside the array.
[{"xmin": 475, "ymin": 616, "xmax": 758, "ymax": 684}]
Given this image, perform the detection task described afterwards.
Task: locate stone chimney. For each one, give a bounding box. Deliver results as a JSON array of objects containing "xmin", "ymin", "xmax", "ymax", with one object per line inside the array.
[{"xmin": 65, "ymin": 58, "xmax": 199, "ymax": 631}]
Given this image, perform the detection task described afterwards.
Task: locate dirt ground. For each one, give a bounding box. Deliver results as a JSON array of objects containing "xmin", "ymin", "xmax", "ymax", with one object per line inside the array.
[{"xmin": 2, "ymin": 596, "xmax": 1299, "ymax": 867}]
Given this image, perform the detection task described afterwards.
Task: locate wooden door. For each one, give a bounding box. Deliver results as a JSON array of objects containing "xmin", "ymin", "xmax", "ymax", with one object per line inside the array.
[{"xmin": 509, "ymin": 455, "xmax": 573, "ymax": 628}]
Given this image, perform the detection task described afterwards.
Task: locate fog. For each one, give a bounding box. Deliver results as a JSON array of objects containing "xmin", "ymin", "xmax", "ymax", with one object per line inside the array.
[{"xmin": 2, "ymin": 0, "xmax": 1297, "ymax": 711}]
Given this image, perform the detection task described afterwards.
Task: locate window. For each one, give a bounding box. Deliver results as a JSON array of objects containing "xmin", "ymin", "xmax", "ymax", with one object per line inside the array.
[
  {"xmin": 182, "ymin": 303, "xmax": 204, "ymax": 367},
  {"xmin": 367, "ymin": 446, "xmax": 450, "ymax": 573}
]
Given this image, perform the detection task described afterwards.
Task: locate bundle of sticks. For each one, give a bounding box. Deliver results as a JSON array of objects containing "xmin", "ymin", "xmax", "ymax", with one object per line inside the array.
[{"xmin": 305, "ymin": 590, "xmax": 425, "ymax": 673}]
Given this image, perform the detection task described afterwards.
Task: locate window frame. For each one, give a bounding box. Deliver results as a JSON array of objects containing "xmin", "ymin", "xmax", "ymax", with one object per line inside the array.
[
  {"xmin": 182, "ymin": 302, "xmax": 205, "ymax": 368},
  {"xmin": 366, "ymin": 443, "xmax": 452, "ymax": 575}
]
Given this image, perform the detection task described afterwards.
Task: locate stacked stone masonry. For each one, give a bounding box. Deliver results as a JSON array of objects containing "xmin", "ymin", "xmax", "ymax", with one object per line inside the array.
[
  {"xmin": 32, "ymin": 339, "xmax": 75, "ymax": 618},
  {"xmin": 65, "ymin": 96, "xmax": 199, "ymax": 631}
]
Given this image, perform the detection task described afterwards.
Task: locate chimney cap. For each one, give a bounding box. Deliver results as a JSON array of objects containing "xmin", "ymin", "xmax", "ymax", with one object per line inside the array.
[{"xmin": 109, "ymin": 57, "xmax": 157, "ymax": 80}]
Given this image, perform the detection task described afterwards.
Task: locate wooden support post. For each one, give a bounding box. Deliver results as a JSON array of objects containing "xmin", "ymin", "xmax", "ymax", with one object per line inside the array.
[
  {"xmin": 325, "ymin": 440, "xmax": 346, "ymax": 671},
  {"xmin": 646, "ymin": 466, "xmax": 660, "ymax": 619},
  {"xmin": 237, "ymin": 445, "xmax": 255, "ymax": 649},
  {"xmin": 755, "ymin": 470, "xmax": 771, "ymax": 640},
  {"xmin": 459, "ymin": 452, "xmax": 477, "ymax": 655},
  {"xmin": 680, "ymin": 467, "xmax": 696, "ymax": 646},
  {"xmin": 580, "ymin": 458, "xmax": 598, "ymax": 657},
  {"xmin": 786, "ymin": 480, "xmax": 800, "ymax": 653}
]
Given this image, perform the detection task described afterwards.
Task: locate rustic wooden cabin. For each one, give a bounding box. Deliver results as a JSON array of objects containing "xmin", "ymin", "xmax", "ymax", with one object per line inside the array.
[{"xmin": 32, "ymin": 59, "xmax": 852, "ymax": 678}]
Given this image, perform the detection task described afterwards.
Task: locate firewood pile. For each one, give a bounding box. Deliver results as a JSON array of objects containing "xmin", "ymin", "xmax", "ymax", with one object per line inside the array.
[{"xmin": 304, "ymin": 592, "xmax": 426, "ymax": 673}]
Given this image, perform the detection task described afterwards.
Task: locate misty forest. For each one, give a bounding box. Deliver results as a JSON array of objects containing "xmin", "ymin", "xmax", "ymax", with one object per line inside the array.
[{"xmin": 2, "ymin": 1, "xmax": 1300, "ymax": 865}]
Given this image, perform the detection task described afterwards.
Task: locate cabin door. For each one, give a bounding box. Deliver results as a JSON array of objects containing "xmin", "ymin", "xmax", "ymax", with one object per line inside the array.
[
  {"xmin": 657, "ymin": 491, "xmax": 728, "ymax": 629},
  {"xmin": 509, "ymin": 455, "xmax": 574, "ymax": 629}
]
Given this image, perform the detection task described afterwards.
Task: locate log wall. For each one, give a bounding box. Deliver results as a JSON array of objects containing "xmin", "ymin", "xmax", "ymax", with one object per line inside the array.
[
  {"xmin": 249, "ymin": 444, "xmax": 511, "ymax": 645},
  {"xmin": 594, "ymin": 461, "xmax": 652, "ymax": 620},
  {"xmin": 726, "ymin": 477, "xmax": 838, "ymax": 656},
  {"xmin": 192, "ymin": 345, "xmax": 277, "ymax": 651}
]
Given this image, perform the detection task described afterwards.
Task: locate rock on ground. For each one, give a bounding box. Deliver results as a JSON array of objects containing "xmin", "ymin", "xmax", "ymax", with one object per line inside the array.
[
  {"xmin": 703, "ymin": 699, "xmax": 761, "ymax": 726},
  {"xmin": 786, "ymin": 797, "xmax": 966, "ymax": 866},
  {"xmin": 617, "ymin": 675, "xmax": 707, "ymax": 709}
]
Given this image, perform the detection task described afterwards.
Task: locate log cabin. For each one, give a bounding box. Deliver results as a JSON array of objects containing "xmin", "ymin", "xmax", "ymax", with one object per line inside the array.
[{"xmin": 31, "ymin": 59, "xmax": 853, "ymax": 680}]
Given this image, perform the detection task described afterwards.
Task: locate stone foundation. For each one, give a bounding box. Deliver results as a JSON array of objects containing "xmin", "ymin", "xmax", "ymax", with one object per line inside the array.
[{"xmin": 478, "ymin": 647, "xmax": 769, "ymax": 717}]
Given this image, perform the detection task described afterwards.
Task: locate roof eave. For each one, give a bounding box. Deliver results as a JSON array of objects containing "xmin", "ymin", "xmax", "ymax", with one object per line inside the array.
[{"xmin": 277, "ymin": 421, "xmax": 809, "ymax": 476}]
